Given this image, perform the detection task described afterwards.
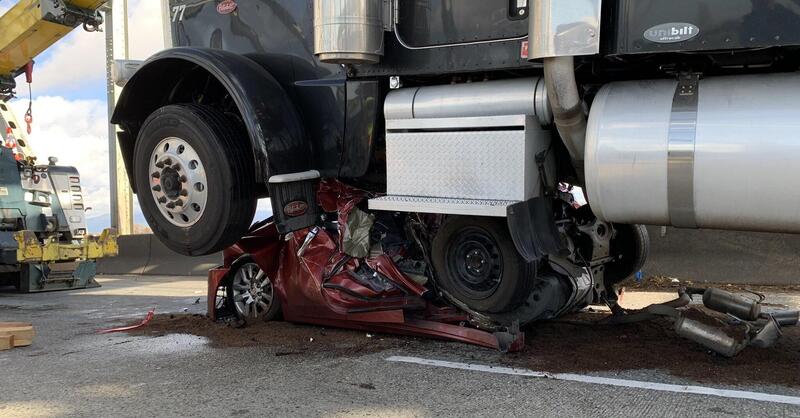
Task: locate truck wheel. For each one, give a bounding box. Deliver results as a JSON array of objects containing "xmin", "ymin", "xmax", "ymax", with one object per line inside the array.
[
  {"xmin": 432, "ymin": 216, "xmax": 534, "ymax": 313},
  {"xmin": 605, "ymin": 224, "xmax": 649, "ymax": 284},
  {"xmin": 134, "ymin": 104, "xmax": 256, "ymax": 256},
  {"xmin": 227, "ymin": 261, "xmax": 281, "ymax": 322}
]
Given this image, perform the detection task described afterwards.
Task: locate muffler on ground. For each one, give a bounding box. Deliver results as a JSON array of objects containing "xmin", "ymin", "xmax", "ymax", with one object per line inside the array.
[{"xmin": 610, "ymin": 286, "xmax": 798, "ymax": 357}]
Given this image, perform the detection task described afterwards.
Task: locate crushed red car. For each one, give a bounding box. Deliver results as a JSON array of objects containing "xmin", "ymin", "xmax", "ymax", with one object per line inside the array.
[
  {"xmin": 207, "ymin": 180, "xmax": 799, "ymax": 355},
  {"xmin": 208, "ymin": 180, "xmax": 529, "ymax": 352}
]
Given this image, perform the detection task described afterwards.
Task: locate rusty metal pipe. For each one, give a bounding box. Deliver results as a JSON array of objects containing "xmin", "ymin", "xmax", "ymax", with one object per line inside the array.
[
  {"xmin": 702, "ymin": 288, "xmax": 761, "ymax": 321},
  {"xmin": 674, "ymin": 316, "xmax": 749, "ymax": 358},
  {"xmin": 771, "ymin": 310, "xmax": 800, "ymax": 327}
]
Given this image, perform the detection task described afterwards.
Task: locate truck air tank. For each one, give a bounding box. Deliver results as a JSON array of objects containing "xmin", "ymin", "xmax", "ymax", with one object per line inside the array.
[{"xmin": 585, "ymin": 72, "xmax": 800, "ymax": 233}]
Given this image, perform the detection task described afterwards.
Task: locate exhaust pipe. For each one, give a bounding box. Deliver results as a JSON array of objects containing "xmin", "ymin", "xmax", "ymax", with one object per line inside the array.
[
  {"xmin": 702, "ymin": 288, "xmax": 761, "ymax": 321},
  {"xmin": 530, "ymin": 0, "xmax": 602, "ymax": 183},
  {"xmin": 543, "ymin": 57, "xmax": 587, "ymax": 180},
  {"xmin": 674, "ymin": 316, "xmax": 748, "ymax": 357},
  {"xmin": 771, "ymin": 310, "xmax": 800, "ymax": 327}
]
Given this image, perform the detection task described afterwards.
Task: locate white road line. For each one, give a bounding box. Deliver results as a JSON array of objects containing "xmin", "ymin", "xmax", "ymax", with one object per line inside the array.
[{"xmin": 386, "ymin": 356, "xmax": 800, "ymax": 406}]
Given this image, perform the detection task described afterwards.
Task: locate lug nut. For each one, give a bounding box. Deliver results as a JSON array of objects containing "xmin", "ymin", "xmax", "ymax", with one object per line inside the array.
[
  {"xmin": 151, "ymin": 172, "xmax": 161, "ymax": 179},
  {"xmin": 180, "ymin": 189, "xmax": 188, "ymax": 197},
  {"xmin": 166, "ymin": 202, "xmax": 176, "ymax": 209},
  {"xmin": 158, "ymin": 197, "xmax": 167, "ymax": 204},
  {"xmin": 163, "ymin": 158, "xmax": 173, "ymax": 166},
  {"xmin": 152, "ymin": 185, "xmax": 162, "ymax": 192},
  {"xmin": 180, "ymin": 175, "xmax": 187, "ymax": 183},
  {"xmin": 155, "ymin": 162, "xmax": 165, "ymax": 169},
  {"xmin": 175, "ymin": 199, "xmax": 184, "ymax": 207}
]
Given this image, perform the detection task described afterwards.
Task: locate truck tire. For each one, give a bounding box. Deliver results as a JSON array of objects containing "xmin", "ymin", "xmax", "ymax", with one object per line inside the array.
[
  {"xmin": 605, "ymin": 224, "xmax": 649, "ymax": 285},
  {"xmin": 432, "ymin": 216, "xmax": 534, "ymax": 313},
  {"xmin": 133, "ymin": 104, "xmax": 256, "ymax": 256}
]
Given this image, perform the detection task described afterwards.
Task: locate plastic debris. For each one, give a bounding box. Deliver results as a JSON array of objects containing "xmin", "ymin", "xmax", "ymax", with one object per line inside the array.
[
  {"xmin": 97, "ymin": 307, "xmax": 155, "ymax": 334},
  {"xmin": 342, "ymin": 207, "xmax": 375, "ymax": 258}
]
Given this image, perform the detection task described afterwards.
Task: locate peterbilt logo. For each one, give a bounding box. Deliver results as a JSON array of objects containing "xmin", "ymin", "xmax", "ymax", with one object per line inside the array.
[
  {"xmin": 284, "ymin": 201, "xmax": 309, "ymax": 217},
  {"xmin": 217, "ymin": 0, "xmax": 238, "ymax": 15},
  {"xmin": 644, "ymin": 23, "xmax": 700, "ymax": 44}
]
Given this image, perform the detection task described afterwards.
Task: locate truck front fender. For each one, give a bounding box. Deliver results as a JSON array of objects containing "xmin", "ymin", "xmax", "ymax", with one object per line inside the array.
[{"xmin": 111, "ymin": 47, "xmax": 309, "ymax": 191}]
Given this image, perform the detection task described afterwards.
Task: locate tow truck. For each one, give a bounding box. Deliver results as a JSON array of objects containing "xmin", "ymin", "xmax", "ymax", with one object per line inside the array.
[
  {"xmin": 104, "ymin": 0, "xmax": 800, "ymax": 354},
  {"xmin": 0, "ymin": 0, "xmax": 116, "ymax": 292}
]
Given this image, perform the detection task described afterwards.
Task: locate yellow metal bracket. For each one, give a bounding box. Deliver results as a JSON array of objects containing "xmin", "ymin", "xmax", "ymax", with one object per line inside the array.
[
  {"xmin": 14, "ymin": 228, "xmax": 118, "ymax": 263},
  {"xmin": 0, "ymin": 0, "xmax": 106, "ymax": 76}
]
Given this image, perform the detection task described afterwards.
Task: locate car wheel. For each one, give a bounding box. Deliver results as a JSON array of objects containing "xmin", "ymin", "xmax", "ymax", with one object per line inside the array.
[
  {"xmin": 227, "ymin": 261, "xmax": 281, "ymax": 322},
  {"xmin": 605, "ymin": 224, "xmax": 650, "ymax": 285},
  {"xmin": 432, "ymin": 216, "xmax": 534, "ymax": 313},
  {"xmin": 133, "ymin": 104, "xmax": 257, "ymax": 255}
]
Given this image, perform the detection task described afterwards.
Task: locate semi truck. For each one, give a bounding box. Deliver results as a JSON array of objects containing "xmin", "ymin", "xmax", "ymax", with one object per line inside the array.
[{"xmin": 111, "ymin": 0, "xmax": 800, "ymax": 325}]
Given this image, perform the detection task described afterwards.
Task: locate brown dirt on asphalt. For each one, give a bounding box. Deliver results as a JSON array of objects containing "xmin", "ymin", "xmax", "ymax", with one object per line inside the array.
[
  {"xmin": 126, "ymin": 307, "xmax": 800, "ymax": 387},
  {"xmin": 126, "ymin": 313, "xmax": 409, "ymax": 356},
  {"xmin": 621, "ymin": 275, "xmax": 800, "ymax": 293},
  {"xmin": 506, "ymin": 307, "xmax": 800, "ymax": 387}
]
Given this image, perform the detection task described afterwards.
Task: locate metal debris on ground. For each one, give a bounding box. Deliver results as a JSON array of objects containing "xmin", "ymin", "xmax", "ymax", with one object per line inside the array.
[{"xmin": 604, "ymin": 287, "xmax": 799, "ymax": 357}]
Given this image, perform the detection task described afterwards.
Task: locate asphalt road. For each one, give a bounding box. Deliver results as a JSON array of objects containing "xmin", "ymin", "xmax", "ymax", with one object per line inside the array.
[{"xmin": 0, "ymin": 275, "xmax": 799, "ymax": 418}]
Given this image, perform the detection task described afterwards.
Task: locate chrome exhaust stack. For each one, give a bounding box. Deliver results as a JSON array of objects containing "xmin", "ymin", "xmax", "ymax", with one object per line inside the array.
[
  {"xmin": 313, "ymin": 0, "xmax": 387, "ymax": 64},
  {"xmin": 542, "ymin": 56, "xmax": 587, "ymax": 176},
  {"xmin": 529, "ymin": 0, "xmax": 603, "ymax": 182}
]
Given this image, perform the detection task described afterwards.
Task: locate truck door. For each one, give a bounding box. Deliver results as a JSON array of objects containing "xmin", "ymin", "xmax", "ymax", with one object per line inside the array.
[{"xmin": 395, "ymin": 0, "xmax": 529, "ymax": 47}]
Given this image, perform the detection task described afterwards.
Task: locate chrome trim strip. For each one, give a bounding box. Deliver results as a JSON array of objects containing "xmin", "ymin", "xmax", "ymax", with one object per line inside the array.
[
  {"xmin": 386, "ymin": 115, "xmax": 527, "ymax": 131},
  {"xmin": 369, "ymin": 196, "xmax": 516, "ymax": 217},
  {"xmin": 268, "ymin": 170, "xmax": 321, "ymax": 184},
  {"xmin": 667, "ymin": 74, "xmax": 700, "ymax": 228},
  {"xmin": 393, "ymin": 23, "xmax": 527, "ymax": 51}
]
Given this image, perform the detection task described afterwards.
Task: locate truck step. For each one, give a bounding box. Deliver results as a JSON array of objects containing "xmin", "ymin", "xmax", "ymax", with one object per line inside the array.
[{"xmin": 369, "ymin": 195, "xmax": 517, "ymax": 217}]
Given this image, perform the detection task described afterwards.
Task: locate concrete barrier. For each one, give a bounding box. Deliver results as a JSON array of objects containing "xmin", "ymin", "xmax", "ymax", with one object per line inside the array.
[
  {"xmin": 100, "ymin": 229, "xmax": 800, "ymax": 285},
  {"xmin": 95, "ymin": 235, "xmax": 151, "ymax": 276},
  {"xmin": 97, "ymin": 234, "xmax": 221, "ymax": 277},
  {"xmin": 643, "ymin": 226, "xmax": 800, "ymax": 285}
]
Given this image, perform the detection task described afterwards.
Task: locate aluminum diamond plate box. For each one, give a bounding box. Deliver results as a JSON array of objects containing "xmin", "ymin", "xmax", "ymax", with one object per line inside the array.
[{"xmin": 385, "ymin": 115, "xmax": 552, "ymax": 202}]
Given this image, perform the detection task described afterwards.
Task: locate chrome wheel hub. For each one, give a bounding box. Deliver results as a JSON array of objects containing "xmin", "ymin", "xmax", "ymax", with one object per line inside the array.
[
  {"xmin": 149, "ymin": 137, "xmax": 207, "ymax": 227},
  {"xmin": 231, "ymin": 263, "xmax": 274, "ymax": 320}
]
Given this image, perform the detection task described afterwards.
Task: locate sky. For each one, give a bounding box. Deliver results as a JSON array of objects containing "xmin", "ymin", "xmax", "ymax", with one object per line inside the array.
[{"xmin": 0, "ymin": 0, "xmax": 271, "ymax": 232}]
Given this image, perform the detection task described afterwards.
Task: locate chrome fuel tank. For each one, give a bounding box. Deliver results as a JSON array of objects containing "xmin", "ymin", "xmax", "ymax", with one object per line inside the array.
[{"xmin": 585, "ymin": 72, "xmax": 800, "ymax": 233}]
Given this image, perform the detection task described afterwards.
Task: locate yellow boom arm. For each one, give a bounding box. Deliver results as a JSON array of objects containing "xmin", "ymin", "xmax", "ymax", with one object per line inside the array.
[{"xmin": 0, "ymin": 0, "xmax": 105, "ymax": 76}]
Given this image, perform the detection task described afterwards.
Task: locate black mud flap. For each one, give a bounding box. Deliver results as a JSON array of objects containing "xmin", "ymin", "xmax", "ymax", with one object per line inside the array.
[
  {"xmin": 268, "ymin": 171, "xmax": 321, "ymax": 234},
  {"xmin": 506, "ymin": 198, "xmax": 568, "ymax": 263}
]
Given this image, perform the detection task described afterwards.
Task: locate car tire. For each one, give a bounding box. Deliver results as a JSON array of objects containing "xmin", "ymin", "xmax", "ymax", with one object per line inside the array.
[
  {"xmin": 605, "ymin": 224, "xmax": 650, "ymax": 285},
  {"xmin": 133, "ymin": 104, "xmax": 257, "ymax": 256},
  {"xmin": 432, "ymin": 216, "xmax": 534, "ymax": 313}
]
